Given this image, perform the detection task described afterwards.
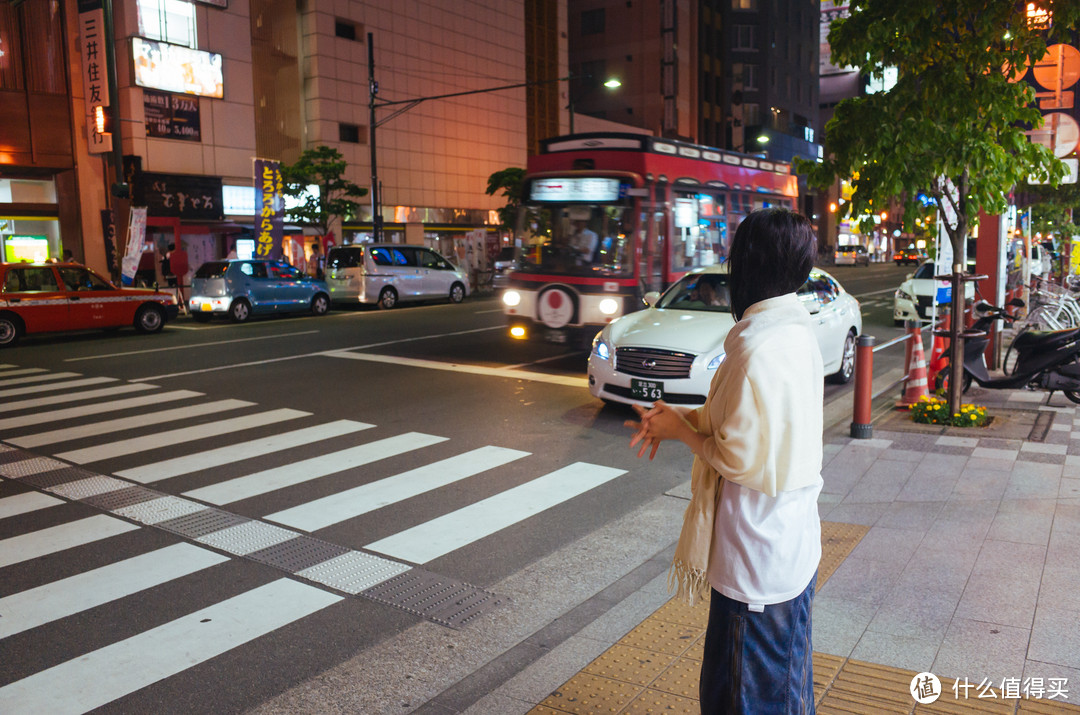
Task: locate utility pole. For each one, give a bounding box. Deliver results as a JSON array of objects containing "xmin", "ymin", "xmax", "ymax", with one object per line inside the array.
[{"xmin": 367, "ymin": 32, "xmax": 381, "ymax": 242}]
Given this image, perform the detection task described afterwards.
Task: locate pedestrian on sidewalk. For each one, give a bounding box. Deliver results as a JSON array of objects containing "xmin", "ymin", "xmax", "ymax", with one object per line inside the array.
[{"xmin": 626, "ymin": 207, "xmax": 822, "ymax": 715}]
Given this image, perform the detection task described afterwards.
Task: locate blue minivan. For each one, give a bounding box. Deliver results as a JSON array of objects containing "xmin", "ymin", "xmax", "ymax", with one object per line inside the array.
[{"xmin": 188, "ymin": 259, "xmax": 331, "ymax": 322}]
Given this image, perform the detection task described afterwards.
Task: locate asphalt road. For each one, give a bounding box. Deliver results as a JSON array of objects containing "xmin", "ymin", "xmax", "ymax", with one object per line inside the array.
[{"xmin": 0, "ymin": 260, "xmax": 915, "ymax": 714}]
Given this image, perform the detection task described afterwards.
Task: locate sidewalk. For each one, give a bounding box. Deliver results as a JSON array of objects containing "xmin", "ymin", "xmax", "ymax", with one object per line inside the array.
[{"xmin": 517, "ymin": 384, "xmax": 1080, "ymax": 714}]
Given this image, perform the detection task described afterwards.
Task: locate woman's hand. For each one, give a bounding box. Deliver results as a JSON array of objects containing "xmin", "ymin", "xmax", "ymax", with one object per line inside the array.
[{"xmin": 624, "ymin": 401, "xmax": 698, "ymax": 460}]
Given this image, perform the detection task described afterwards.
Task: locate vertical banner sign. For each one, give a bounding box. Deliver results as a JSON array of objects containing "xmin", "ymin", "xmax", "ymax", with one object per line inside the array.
[
  {"xmin": 121, "ymin": 207, "xmax": 148, "ymax": 285},
  {"xmin": 78, "ymin": 0, "xmax": 112, "ymax": 154},
  {"xmin": 253, "ymin": 159, "xmax": 284, "ymax": 259}
]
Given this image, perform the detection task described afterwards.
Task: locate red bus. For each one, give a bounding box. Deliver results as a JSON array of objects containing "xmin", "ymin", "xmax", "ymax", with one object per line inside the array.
[{"xmin": 502, "ymin": 132, "xmax": 799, "ymax": 347}]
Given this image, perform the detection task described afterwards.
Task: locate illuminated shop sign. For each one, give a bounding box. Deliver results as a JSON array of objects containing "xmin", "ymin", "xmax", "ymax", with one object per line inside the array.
[
  {"xmin": 222, "ymin": 184, "xmax": 320, "ymax": 216},
  {"xmin": 143, "ymin": 89, "xmax": 201, "ymax": 141},
  {"xmin": 531, "ymin": 178, "xmax": 622, "ymax": 202},
  {"xmin": 132, "ymin": 37, "xmax": 224, "ymax": 99},
  {"xmin": 3, "ymin": 236, "xmax": 50, "ymax": 263}
]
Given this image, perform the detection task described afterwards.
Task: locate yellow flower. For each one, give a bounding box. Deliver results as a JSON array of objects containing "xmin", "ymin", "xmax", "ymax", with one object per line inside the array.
[{"xmin": 970, "ymin": 414, "xmax": 977, "ymax": 420}]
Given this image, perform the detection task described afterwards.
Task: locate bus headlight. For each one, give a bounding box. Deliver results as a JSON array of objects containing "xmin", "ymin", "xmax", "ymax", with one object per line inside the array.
[
  {"xmin": 510, "ymin": 325, "xmax": 527, "ymax": 339},
  {"xmin": 707, "ymin": 353, "xmax": 726, "ymax": 370},
  {"xmin": 503, "ymin": 290, "xmax": 521, "ymax": 307},
  {"xmin": 598, "ymin": 298, "xmax": 619, "ymax": 315}
]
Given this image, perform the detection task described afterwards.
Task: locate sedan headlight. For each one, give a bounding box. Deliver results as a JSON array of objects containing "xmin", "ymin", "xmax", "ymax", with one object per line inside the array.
[
  {"xmin": 895, "ymin": 288, "xmax": 914, "ymax": 302},
  {"xmin": 503, "ymin": 290, "xmax": 521, "ymax": 307},
  {"xmin": 707, "ymin": 353, "xmax": 726, "ymax": 371},
  {"xmin": 592, "ymin": 333, "xmax": 612, "ymax": 360}
]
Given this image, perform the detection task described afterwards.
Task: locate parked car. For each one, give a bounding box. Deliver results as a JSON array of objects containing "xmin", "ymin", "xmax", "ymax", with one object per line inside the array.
[
  {"xmin": 587, "ymin": 265, "xmax": 862, "ymax": 407},
  {"xmin": 892, "ymin": 260, "xmax": 975, "ymax": 326},
  {"xmin": 0, "ymin": 261, "xmax": 179, "ymax": 347},
  {"xmin": 325, "ymin": 243, "xmax": 470, "ymax": 309},
  {"xmin": 893, "ymin": 246, "xmax": 924, "ymax": 265},
  {"xmin": 188, "ymin": 259, "xmax": 330, "ymax": 322},
  {"xmin": 834, "ymin": 244, "xmax": 870, "ymax": 266}
]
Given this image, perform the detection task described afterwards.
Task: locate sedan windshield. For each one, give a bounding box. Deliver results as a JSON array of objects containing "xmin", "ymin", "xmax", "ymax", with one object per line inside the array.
[{"xmin": 657, "ymin": 273, "xmax": 732, "ymax": 312}]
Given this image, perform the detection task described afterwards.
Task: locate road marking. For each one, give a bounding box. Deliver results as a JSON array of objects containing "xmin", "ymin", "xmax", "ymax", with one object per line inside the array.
[
  {"xmin": 0, "ymin": 515, "xmax": 140, "ymax": 568},
  {"xmin": 0, "ymin": 543, "xmax": 229, "ymax": 639},
  {"xmin": 266, "ymin": 445, "xmax": 530, "ymax": 532},
  {"xmin": 9, "ymin": 399, "xmax": 253, "ymax": 448},
  {"xmin": 63, "ymin": 330, "xmax": 322, "ymax": 361},
  {"xmin": 365, "ymin": 461, "xmax": 626, "ymax": 564},
  {"xmin": 0, "ymin": 579, "xmax": 342, "ymax": 715},
  {"xmin": 504, "ymin": 351, "xmax": 582, "ymax": 369},
  {"xmin": 0, "ymin": 383, "xmax": 157, "ymax": 414},
  {"xmin": 129, "ymin": 326, "xmax": 504, "ymax": 382},
  {"xmin": 473, "ymin": 308, "xmax": 504, "ymax": 314},
  {"xmin": 0, "ymin": 377, "xmax": 117, "ymax": 399},
  {"xmin": 0, "ymin": 367, "xmax": 47, "ymax": 377},
  {"xmin": 182, "ymin": 432, "xmax": 449, "ymax": 505},
  {"xmin": 0, "ymin": 390, "xmax": 204, "ymax": 432},
  {"xmin": 115, "ymin": 419, "xmax": 374, "ymax": 482},
  {"xmin": 0, "ymin": 371, "xmax": 81, "ymax": 388},
  {"xmin": 56, "ymin": 408, "xmax": 310, "ymax": 464},
  {"xmin": 0, "ymin": 491, "xmax": 65, "ymax": 520},
  {"xmin": 324, "ymin": 350, "xmax": 589, "ymax": 387}
]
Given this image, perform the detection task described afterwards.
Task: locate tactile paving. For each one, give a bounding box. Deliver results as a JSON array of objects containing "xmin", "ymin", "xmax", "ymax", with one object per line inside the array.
[
  {"xmin": 0, "ymin": 455, "xmax": 69, "ymax": 476},
  {"xmin": 298, "ymin": 550, "xmax": 411, "ymax": 594},
  {"xmin": 48, "ymin": 475, "xmax": 128, "ymax": 500},
  {"xmin": 539, "ymin": 672, "xmax": 643, "ymax": 714},
  {"xmin": 819, "ymin": 520, "xmax": 870, "ymax": 589},
  {"xmin": 20, "ymin": 466, "xmax": 98, "ymax": 489},
  {"xmin": 155, "ymin": 507, "xmax": 247, "ymax": 539},
  {"xmin": 583, "ymin": 644, "xmax": 674, "ymax": 686},
  {"xmin": 647, "ymin": 657, "xmax": 699, "ymax": 699},
  {"xmin": 114, "ymin": 495, "xmax": 209, "ymax": 525},
  {"xmin": 196, "ymin": 520, "xmax": 297, "ymax": 555},
  {"xmin": 82, "ymin": 485, "xmax": 160, "ymax": 511},
  {"xmin": 623, "ymin": 688, "xmax": 697, "ymax": 714},
  {"xmin": 246, "ymin": 536, "xmax": 351, "ymax": 573},
  {"xmin": 616, "ymin": 619, "xmax": 700, "ymax": 657},
  {"xmin": 362, "ymin": 569, "xmax": 503, "ymax": 629}
]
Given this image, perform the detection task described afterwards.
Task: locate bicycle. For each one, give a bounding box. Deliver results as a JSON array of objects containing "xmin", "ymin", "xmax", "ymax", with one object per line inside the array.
[{"xmin": 1003, "ymin": 283, "xmax": 1080, "ymax": 374}]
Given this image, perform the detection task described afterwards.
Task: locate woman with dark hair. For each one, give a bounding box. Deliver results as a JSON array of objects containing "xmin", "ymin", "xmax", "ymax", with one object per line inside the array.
[{"xmin": 626, "ymin": 207, "xmax": 822, "ymax": 714}]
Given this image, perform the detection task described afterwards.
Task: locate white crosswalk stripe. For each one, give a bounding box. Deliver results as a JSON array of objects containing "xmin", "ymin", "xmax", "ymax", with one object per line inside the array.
[
  {"xmin": 55, "ymin": 408, "xmax": 311, "ymax": 464},
  {"xmin": 0, "ymin": 376, "xmax": 116, "ymax": 399},
  {"xmin": 0, "ymin": 390, "xmax": 204, "ymax": 431},
  {"xmin": 0, "ymin": 579, "xmax": 341, "ymax": 715},
  {"xmin": 0, "ymin": 383, "xmax": 157, "ymax": 413},
  {"xmin": 0, "ymin": 491, "xmax": 64, "ymax": 519},
  {"xmin": 0, "ymin": 514, "xmax": 140, "ymax": 568},
  {"xmin": 0, "ymin": 371, "xmax": 82, "ymax": 388}
]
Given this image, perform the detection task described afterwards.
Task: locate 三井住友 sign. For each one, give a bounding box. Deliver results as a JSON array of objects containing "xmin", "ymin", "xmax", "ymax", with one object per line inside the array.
[
  {"xmin": 144, "ymin": 90, "xmax": 201, "ymax": 141},
  {"xmin": 253, "ymin": 159, "xmax": 284, "ymax": 259},
  {"xmin": 78, "ymin": 0, "xmax": 112, "ymax": 153}
]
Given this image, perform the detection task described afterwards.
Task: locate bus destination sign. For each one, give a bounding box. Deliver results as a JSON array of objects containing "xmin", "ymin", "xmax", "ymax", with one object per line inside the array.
[{"xmin": 531, "ymin": 177, "xmax": 621, "ymax": 202}]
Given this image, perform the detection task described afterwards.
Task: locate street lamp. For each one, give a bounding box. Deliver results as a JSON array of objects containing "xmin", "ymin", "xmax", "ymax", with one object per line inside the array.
[{"xmin": 568, "ymin": 76, "xmax": 622, "ymax": 134}]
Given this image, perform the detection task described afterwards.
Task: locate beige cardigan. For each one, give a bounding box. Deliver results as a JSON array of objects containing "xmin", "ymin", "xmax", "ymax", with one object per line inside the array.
[{"xmin": 670, "ymin": 293, "xmax": 824, "ymax": 604}]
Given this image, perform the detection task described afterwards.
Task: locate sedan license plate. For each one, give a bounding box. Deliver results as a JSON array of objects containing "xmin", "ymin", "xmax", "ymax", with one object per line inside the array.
[
  {"xmin": 631, "ymin": 379, "xmax": 664, "ymax": 401},
  {"xmin": 200, "ymin": 302, "xmax": 212, "ymax": 312}
]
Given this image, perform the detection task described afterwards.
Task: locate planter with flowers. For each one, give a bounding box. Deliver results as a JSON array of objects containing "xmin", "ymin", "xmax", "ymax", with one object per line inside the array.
[{"xmin": 910, "ymin": 395, "xmax": 991, "ymax": 427}]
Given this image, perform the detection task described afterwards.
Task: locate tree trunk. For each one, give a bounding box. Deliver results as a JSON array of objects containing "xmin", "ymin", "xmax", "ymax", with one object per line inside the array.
[{"xmin": 945, "ymin": 173, "xmax": 970, "ymax": 418}]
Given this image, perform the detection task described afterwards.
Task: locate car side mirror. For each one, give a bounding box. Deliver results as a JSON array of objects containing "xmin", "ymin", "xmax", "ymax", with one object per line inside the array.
[
  {"xmin": 804, "ymin": 299, "xmax": 822, "ymax": 315},
  {"xmin": 643, "ymin": 291, "xmax": 661, "ymax": 307}
]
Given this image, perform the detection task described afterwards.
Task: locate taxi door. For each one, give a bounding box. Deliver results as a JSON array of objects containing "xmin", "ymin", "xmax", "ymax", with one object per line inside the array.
[
  {"xmin": 58, "ymin": 266, "xmax": 128, "ymax": 328},
  {"xmin": 1, "ymin": 266, "xmax": 69, "ymax": 333}
]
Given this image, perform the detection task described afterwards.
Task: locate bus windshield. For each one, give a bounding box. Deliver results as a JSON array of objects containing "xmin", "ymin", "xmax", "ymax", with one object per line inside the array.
[{"xmin": 517, "ymin": 203, "xmax": 634, "ymax": 276}]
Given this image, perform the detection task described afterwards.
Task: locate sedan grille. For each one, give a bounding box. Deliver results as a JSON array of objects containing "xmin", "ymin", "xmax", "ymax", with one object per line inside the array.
[{"xmin": 615, "ymin": 347, "xmax": 696, "ymax": 378}]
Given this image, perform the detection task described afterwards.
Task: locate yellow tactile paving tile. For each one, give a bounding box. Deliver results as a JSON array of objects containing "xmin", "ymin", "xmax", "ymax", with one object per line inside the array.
[
  {"xmin": 818, "ymin": 520, "xmax": 871, "ymax": 589},
  {"xmin": 623, "ymin": 688, "xmax": 698, "ymax": 714},
  {"xmin": 539, "ymin": 672, "xmax": 643, "ymax": 714},
  {"xmin": 648, "ymin": 657, "xmax": 700, "ymax": 699},
  {"xmin": 582, "ymin": 644, "xmax": 676, "ymax": 686},
  {"xmin": 1016, "ymin": 698, "xmax": 1080, "ymax": 713},
  {"xmin": 617, "ymin": 619, "xmax": 702, "ymax": 657}
]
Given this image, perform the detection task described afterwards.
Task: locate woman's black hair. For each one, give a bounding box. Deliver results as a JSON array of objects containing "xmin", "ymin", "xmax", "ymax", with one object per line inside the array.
[{"xmin": 727, "ymin": 208, "xmax": 817, "ymax": 320}]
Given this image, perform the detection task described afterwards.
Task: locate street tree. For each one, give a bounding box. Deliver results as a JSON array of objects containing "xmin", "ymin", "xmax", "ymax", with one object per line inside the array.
[
  {"xmin": 280, "ymin": 145, "xmax": 367, "ymax": 237},
  {"xmin": 485, "ymin": 167, "xmax": 525, "ymax": 234},
  {"xmin": 799, "ymin": 0, "xmax": 1079, "ymax": 415}
]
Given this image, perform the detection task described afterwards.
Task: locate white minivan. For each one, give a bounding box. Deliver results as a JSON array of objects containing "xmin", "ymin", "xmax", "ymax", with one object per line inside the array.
[{"xmin": 325, "ymin": 243, "xmax": 470, "ymax": 309}]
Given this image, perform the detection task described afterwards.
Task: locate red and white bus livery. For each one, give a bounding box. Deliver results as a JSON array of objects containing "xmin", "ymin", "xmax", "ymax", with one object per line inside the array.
[{"xmin": 502, "ymin": 132, "xmax": 799, "ymax": 347}]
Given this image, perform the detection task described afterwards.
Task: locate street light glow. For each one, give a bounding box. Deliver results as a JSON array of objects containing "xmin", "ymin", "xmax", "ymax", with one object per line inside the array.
[
  {"xmin": 604, "ymin": 78, "xmax": 622, "ymax": 89},
  {"xmin": 756, "ymin": 134, "xmax": 769, "ymax": 144}
]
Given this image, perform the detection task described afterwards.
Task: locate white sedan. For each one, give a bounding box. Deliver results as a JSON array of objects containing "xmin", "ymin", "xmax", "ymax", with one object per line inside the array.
[
  {"xmin": 893, "ymin": 260, "xmax": 974, "ymax": 326},
  {"xmin": 587, "ymin": 265, "xmax": 862, "ymax": 407}
]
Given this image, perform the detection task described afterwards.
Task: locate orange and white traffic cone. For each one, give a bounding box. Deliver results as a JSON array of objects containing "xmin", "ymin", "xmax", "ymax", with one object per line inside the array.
[
  {"xmin": 897, "ymin": 325, "xmax": 930, "ymax": 408},
  {"xmin": 926, "ymin": 315, "xmax": 949, "ymax": 387}
]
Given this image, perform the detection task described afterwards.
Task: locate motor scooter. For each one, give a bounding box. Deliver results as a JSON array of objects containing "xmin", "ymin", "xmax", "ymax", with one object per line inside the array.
[{"xmin": 936, "ymin": 299, "xmax": 1080, "ymax": 404}]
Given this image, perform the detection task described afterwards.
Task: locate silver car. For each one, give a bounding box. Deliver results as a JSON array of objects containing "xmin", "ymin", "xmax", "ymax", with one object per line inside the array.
[{"xmin": 188, "ymin": 259, "xmax": 331, "ymax": 322}]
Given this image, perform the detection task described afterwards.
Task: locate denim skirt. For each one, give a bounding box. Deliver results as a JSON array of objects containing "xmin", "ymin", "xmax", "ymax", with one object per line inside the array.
[{"xmin": 698, "ymin": 573, "xmax": 816, "ymax": 715}]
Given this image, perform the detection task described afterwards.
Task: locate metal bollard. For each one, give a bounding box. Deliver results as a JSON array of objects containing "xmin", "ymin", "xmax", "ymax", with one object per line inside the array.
[{"xmin": 850, "ymin": 334, "xmax": 876, "ymax": 439}]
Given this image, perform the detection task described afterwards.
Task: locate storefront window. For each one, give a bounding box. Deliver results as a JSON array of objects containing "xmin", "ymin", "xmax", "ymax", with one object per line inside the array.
[
  {"xmin": 0, "ymin": 178, "xmax": 60, "ymax": 262},
  {"xmin": 138, "ymin": 0, "xmax": 198, "ymax": 49}
]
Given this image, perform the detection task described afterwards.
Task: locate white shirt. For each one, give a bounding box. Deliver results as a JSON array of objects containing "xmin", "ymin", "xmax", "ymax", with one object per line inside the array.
[{"xmin": 697, "ymin": 293, "xmax": 824, "ymax": 605}]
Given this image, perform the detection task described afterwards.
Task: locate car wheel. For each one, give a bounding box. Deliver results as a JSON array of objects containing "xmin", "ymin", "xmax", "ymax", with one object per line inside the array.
[
  {"xmin": 311, "ymin": 293, "xmax": 330, "ymax": 316},
  {"xmin": 378, "ymin": 287, "xmax": 397, "ymax": 310},
  {"xmin": 192, "ymin": 313, "xmax": 212, "ymax": 323},
  {"xmin": 0, "ymin": 313, "xmax": 23, "ymax": 347},
  {"xmin": 449, "ymin": 282, "xmax": 465, "ymax": 304},
  {"xmin": 134, "ymin": 304, "xmax": 166, "ymax": 333},
  {"xmin": 229, "ymin": 298, "xmax": 252, "ymax": 323},
  {"xmin": 829, "ymin": 330, "xmax": 857, "ymax": 384}
]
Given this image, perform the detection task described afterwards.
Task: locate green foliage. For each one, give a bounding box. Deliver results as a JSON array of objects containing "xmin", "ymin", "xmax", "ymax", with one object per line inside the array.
[
  {"xmin": 280, "ymin": 146, "xmax": 367, "ymax": 234},
  {"xmin": 485, "ymin": 167, "xmax": 525, "ymax": 233},
  {"xmin": 911, "ymin": 396, "xmax": 990, "ymax": 427},
  {"xmin": 1024, "ymin": 183, "xmax": 1080, "ymax": 241}
]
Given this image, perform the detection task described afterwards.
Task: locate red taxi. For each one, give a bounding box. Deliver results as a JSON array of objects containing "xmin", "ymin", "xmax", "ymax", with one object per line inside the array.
[{"xmin": 0, "ymin": 262, "xmax": 179, "ymax": 347}]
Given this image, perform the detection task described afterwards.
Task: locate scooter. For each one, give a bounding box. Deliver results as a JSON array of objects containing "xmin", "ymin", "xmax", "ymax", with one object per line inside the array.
[{"xmin": 935, "ymin": 299, "xmax": 1080, "ymax": 404}]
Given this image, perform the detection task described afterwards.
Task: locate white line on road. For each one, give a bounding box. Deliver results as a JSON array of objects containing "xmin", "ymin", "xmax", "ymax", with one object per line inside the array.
[
  {"xmin": 325, "ymin": 350, "xmax": 589, "ymax": 387},
  {"xmin": 266, "ymin": 445, "xmax": 530, "ymax": 532},
  {"xmin": 473, "ymin": 308, "xmax": 504, "ymax": 314},
  {"xmin": 9, "ymin": 399, "xmax": 253, "ymax": 448},
  {"xmin": 0, "ymin": 515, "xmax": 141, "ymax": 568},
  {"xmin": 0, "ymin": 377, "xmax": 117, "ymax": 399},
  {"xmin": 365, "ymin": 461, "xmax": 626, "ymax": 564},
  {"xmin": 182, "ymin": 432, "xmax": 448, "ymax": 505},
  {"xmin": 0, "ymin": 543, "xmax": 229, "ymax": 638},
  {"xmin": 56, "ymin": 408, "xmax": 310, "ymax": 464},
  {"xmin": 0, "ymin": 383, "xmax": 157, "ymax": 413},
  {"xmin": 129, "ymin": 326, "xmax": 504, "ymax": 382},
  {"xmin": 0, "ymin": 390, "xmax": 204, "ymax": 431},
  {"xmin": 0, "ymin": 491, "xmax": 65, "ymax": 520},
  {"xmin": 115, "ymin": 419, "xmax": 373, "ymax": 482},
  {"xmin": 0, "ymin": 579, "xmax": 342, "ymax": 715},
  {"xmin": 0, "ymin": 371, "xmax": 81, "ymax": 388},
  {"xmin": 504, "ymin": 351, "xmax": 582, "ymax": 369},
  {"xmin": 0, "ymin": 367, "xmax": 47, "ymax": 377},
  {"xmin": 63, "ymin": 330, "xmax": 322, "ymax": 361}
]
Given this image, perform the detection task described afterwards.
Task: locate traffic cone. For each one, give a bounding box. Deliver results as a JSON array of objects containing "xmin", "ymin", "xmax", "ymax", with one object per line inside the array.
[
  {"xmin": 897, "ymin": 325, "xmax": 930, "ymax": 408},
  {"xmin": 926, "ymin": 314, "xmax": 949, "ymax": 386}
]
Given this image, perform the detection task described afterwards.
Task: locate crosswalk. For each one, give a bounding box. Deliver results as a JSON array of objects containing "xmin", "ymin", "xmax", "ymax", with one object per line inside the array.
[{"xmin": 0, "ymin": 361, "xmax": 627, "ymax": 713}]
